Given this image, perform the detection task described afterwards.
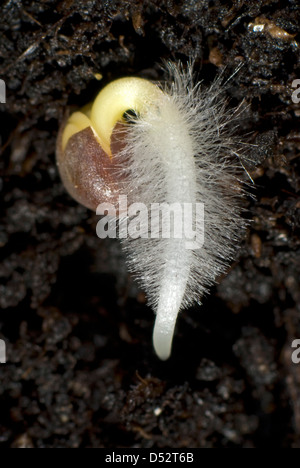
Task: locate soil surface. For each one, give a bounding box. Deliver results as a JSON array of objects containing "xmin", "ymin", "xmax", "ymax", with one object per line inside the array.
[{"xmin": 0, "ymin": 0, "xmax": 300, "ymax": 448}]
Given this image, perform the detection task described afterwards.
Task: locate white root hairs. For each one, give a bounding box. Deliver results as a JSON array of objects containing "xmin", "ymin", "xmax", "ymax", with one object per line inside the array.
[{"xmin": 115, "ymin": 63, "xmax": 248, "ymax": 360}]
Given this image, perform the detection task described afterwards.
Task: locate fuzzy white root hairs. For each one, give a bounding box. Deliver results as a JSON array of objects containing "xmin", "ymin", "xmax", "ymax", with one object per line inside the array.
[{"xmin": 114, "ymin": 63, "xmax": 248, "ymax": 360}]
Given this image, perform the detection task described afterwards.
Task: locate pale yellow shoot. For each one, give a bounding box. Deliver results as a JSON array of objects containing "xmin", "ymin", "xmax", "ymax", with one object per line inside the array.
[
  {"xmin": 62, "ymin": 112, "xmax": 93, "ymax": 151},
  {"xmin": 61, "ymin": 77, "xmax": 164, "ymax": 157},
  {"xmin": 90, "ymin": 77, "xmax": 164, "ymax": 157}
]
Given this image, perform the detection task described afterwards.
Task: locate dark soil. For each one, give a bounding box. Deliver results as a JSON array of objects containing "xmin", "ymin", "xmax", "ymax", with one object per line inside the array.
[{"xmin": 0, "ymin": 0, "xmax": 300, "ymax": 448}]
